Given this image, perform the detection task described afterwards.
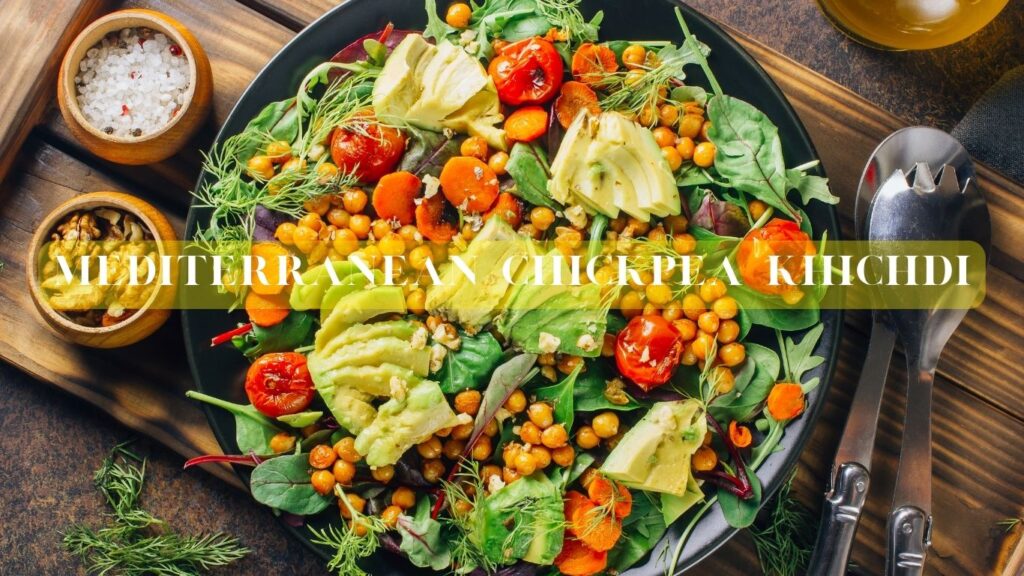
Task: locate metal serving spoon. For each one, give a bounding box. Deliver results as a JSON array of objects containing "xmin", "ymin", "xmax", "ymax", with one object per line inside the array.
[
  {"xmin": 870, "ymin": 155, "xmax": 989, "ymax": 576},
  {"xmin": 808, "ymin": 127, "xmax": 985, "ymax": 575}
]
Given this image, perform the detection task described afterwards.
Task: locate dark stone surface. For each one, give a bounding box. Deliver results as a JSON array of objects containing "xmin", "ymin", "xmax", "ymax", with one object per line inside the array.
[{"xmin": 4, "ymin": 3, "xmax": 1022, "ymax": 575}]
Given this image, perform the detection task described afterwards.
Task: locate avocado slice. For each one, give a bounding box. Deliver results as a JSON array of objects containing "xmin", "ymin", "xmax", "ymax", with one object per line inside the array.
[
  {"xmin": 315, "ymin": 319, "xmax": 420, "ymax": 357},
  {"xmin": 288, "ymin": 260, "xmax": 358, "ymax": 311},
  {"xmin": 320, "ymin": 269, "xmax": 384, "ymax": 323},
  {"xmin": 331, "ymin": 387, "xmax": 377, "ymax": 435},
  {"xmin": 601, "ymin": 400, "xmax": 707, "ymax": 496},
  {"xmin": 313, "ymin": 337, "xmax": 431, "ymax": 375},
  {"xmin": 353, "ymin": 378, "xmax": 461, "ymax": 466},
  {"xmin": 313, "ymin": 364, "xmax": 423, "ymax": 397},
  {"xmin": 315, "ymin": 286, "xmax": 406, "ymax": 349}
]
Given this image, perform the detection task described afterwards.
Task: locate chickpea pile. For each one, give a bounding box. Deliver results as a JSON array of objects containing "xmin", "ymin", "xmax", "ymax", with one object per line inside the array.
[
  {"xmin": 414, "ymin": 389, "xmax": 501, "ymax": 485},
  {"xmin": 575, "ymin": 411, "xmax": 624, "ymax": 452},
  {"xmin": 500, "ymin": 394, "xmax": 576, "ymax": 485}
]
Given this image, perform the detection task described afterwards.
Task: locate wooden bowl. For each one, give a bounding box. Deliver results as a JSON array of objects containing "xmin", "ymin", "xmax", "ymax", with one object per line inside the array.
[
  {"xmin": 27, "ymin": 192, "xmax": 179, "ymax": 348},
  {"xmin": 57, "ymin": 9, "xmax": 213, "ymax": 165}
]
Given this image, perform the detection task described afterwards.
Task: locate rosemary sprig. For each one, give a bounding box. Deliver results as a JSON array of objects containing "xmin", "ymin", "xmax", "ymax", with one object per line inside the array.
[
  {"xmin": 62, "ymin": 442, "xmax": 249, "ymax": 575},
  {"xmin": 749, "ymin": 470, "xmax": 817, "ymax": 576},
  {"xmin": 308, "ymin": 485, "xmax": 388, "ymax": 576}
]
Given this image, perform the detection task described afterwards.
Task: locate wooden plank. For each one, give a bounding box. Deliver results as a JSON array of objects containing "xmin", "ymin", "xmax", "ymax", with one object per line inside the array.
[
  {"xmin": 0, "ymin": 138, "xmax": 241, "ymax": 489},
  {"xmin": 0, "ymin": 0, "xmax": 105, "ymax": 183}
]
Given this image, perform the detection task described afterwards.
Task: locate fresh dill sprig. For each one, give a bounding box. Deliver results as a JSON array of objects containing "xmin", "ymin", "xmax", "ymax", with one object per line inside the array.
[
  {"xmin": 748, "ymin": 470, "xmax": 817, "ymax": 576},
  {"xmin": 534, "ymin": 0, "xmax": 601, "ymax": 47},
  {"xmin": 598, "ymin": 40, "xmax": 707, "ymax": 124},
  {"xmin": 441, "ymin": 461, "xmax": 496, "ymax": 575},
  {"xmin": 62, "ymin": 442, "xmax": 249, "ymax": 575},
  {"xmin": 308, "ymin": 485, "xmax": 388, "ymax": 576}
]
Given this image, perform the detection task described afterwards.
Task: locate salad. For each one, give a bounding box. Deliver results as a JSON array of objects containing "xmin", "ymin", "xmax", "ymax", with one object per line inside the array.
[{"xmin": 188, "ymin": 1, "xmax": 839, "ymax": 574}]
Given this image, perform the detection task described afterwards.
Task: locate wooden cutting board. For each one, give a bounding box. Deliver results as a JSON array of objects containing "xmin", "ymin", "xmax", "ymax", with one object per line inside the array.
[{"xmin": 0, "ymin": 1, "xmax": 1021, "ymax": 573}]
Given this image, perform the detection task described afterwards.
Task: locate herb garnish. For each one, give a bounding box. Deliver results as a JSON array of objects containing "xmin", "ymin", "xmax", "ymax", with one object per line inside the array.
[
  {"xmin": 749, "ymin": 471, "xmax": 817, "ymax": 576},
  {"xmin": 62, "ymin": 442, "xmax": 249, "ymax": 575},
  {"xmin": 308, "ymin": 485, "xmax": 388, "ymax": 576}
]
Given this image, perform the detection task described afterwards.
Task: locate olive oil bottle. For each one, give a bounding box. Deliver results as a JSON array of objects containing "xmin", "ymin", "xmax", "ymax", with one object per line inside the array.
[{"xmin": 817, "ymin": 0, "xmax": 1008, "ymax": 50}]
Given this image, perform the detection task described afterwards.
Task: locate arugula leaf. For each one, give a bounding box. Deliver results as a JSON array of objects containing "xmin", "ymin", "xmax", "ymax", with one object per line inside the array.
[
  {"xmin": 780, "ymin": 323, "xmax": 826, "ymax": 392},
  {"xmin": 185, "ymin": 391, "xmax": 284, "ymax": 454},
  {"xmin": 709, "ymin": 342, "xmax": 780, "ymax": 423},
  {"xmin": 397, "ymin": 125, "xmax": 461, "ymax": 178},
  {"xmin": 670, "ymin": 85, "xmax": 708, "ymax": 106},
  {"xmin": 423, "ymin": 0, "xmax": 456, "ymax": 41},
  {"xmin": 718, "ymin": 461, "xmax": 763, "ymax": 528},
  {"xmin": 606, "ymin": 491, "xmax": 667, "ymax": 572},
  {"xmin": 786, "ymin": 168, "xmax": 837, "ymax": 206},
  {"xmin": 439, "ymin": 331, "xmax": 504, "ymax": 394},
  {"xmin": 397, "ymin": 498, "xmax": 451, "ymax": 570},
  {"xmin": 250, "ymin": 454, "xmax": 333, "ymax": 515},
  {"xmin": 506, "ymin": 142, "xmax": 557, "ymax": 208},
  {"xmin": 232, "ymin": 312, "xmax": 315, "ymax": 359},
  {"xmin": 534, "ymin": 363, "xmax": 581, "ymax": 429}
]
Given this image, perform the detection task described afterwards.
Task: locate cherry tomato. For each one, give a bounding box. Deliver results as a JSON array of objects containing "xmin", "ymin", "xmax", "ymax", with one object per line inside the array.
[
  {"xmin": 488, "ymin": 37, "xmax": 564, "ymax": 106},
  {"xmin": 736, "ymin": 218, "xmax": 816, "ymax": 296},
  {"xmin": 245, "ymin": 352, "xmax": 315, "ymax": 417},
  {"xmin": 615, "ymin": 315, "xmax": 683, "ymax": 390},
  {"xmin": 330, "ymin": 112, "xmax": 406, "ymax": 183}
]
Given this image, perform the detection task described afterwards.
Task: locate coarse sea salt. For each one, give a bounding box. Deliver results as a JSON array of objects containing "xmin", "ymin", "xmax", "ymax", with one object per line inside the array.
[{"xmin": 74, "ymin": 27, "xmax": 190, "ymax": 138}]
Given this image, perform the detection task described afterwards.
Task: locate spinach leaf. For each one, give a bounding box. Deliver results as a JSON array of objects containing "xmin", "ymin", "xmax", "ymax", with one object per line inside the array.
[
  {"xmin": 237, "ymin": 98, "xmax": 296, "ymax": 160},
  {"xmin": 677, "ymin": 163, "xmax": 713, "ymax": 187},
  {"xmin": 606, "ymin": 491, "xmax": 667, "ymax": 572},
  {"xmin": 573, "ymin": 360, "xmax": 643, "ymax": 412},
  {"xmin": 439, "ymin": 331, "xmax": 504, "ymax": 394},
  {"xmin": 709, "ymin": 342, "xmax": 780, "ymax": 423},
  {"xmin": 232, "ymin": 312, "xmax": 315, "ymax": 359},
  {"xmin": 186, "ymin": 391, "xmax": 283, "ymax": 454},
  {"xmin": 398, "ymin": 126, "xmax": 461, "ymax": 178},
  {"xmin": 506, "ymin": 142, "xmax": 557, "ymax": 208},
  {"xmin": 250, "ymin": 454, "xmax": 333, "ymax": 516},
  {"xmin": 397, "ymin": 498, "xmax": 451, "ymax": 570},
  {"xmin": 718, "ymin": 461, "xmax": 763, "ymax": 528},
  {"xmin": 706, "ymin": 95, "xmax": 799, "ymax": 221},
  {"xmin": 786, "ymin": 167, "xmax": 837, "ymax": 206},
  {"xmin": 670, "ymin": 85, "xmax": 708, "ymax": 106},
  {"xmin": 534, "ymin": 364, "xmax": 581, "ymax": 430},
  {"xmin": 729, "ymin": 284, "xmax": 820, "ymax": 331}
]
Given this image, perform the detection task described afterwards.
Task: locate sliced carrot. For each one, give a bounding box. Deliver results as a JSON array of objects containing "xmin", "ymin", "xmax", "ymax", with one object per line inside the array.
[
  {"xmin": 729, "ymin": 420, "xmax": 753, "ymax": 448},
  {"xmin": 483, "ymin": 192, "xmax": 522, "ymax": 228},
  {"xmin": 613, "ymin": 484, "xmax": 632, "ymax": 519},
  {"xmin": 767, "ymin": 382, "xmax": 805, "ymax": 421},
  {"xmin": 572, "ymin": 505, "xmax": 622, "ymax": 552},
  {"xmin": 555, "ymin": 81, "xmax": 601, "ymax": 129},
  {"xmin": 415, "ymin": 193, "xmax": 457, "ymax": 243},
  {"xmin": 504, "ymin": 106, "xmax": 549, "ymax": 142},
  {"xmin": 250, "ymin": 241, "xmax": 292, "ymax": 295},
  {"xmin": 372, "ymin": 171, "xmax": 421, "ymax": 225},
  {"xmin": 555, "ymin": 537, "xmax": 608, "ymax": 576},
  {"xmin": 245, "ymin": 290, "xmax": 289, "ymax": 327},
  {"xmin": 564, "ymin": 491, "xmax": 591, "ymax": 537},
  {"xmin": 439, "ymin": 156, "xmax": 500, "ymax": 213},
  {"xmin": 571, "ymin": 43, "xmax": 618, "ymax": 86},
  {"xmin": 586, "ymin": 475, "xmax": 632, "ymax": 520}
]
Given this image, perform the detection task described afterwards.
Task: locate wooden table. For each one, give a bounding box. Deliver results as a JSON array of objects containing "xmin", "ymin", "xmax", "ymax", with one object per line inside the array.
[{"xmin": 1, "ymin": 1, "xmax": 1022, "ymax": 574}]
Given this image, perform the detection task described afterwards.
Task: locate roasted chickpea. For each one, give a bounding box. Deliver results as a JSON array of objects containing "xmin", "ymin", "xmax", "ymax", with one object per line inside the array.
[
  {"xmin": 637, "ymin": 103, "xmax": 656, "ymax": 126},
  {"xmin": 446, "ymin": 2, "xmax": 472, "ymax": 28},
  {"xmin": 372, "ymin": 218, "xmax": 393, "ymax": 240},
  {"xmin": 273, "ymin": 222, "xmax": 297, "ymax": 246},
  {"xmin": 482, "ymin": 418, "xmax": 499, "ymax": 438},
  {"xmin": 454, "ymin": 390, "xmax": 482, "ymax": 416},
  {"xmin": 622, "ymin": 44, "xmax": 646, "ymax": 69},
  {"xmin": 481, "ymin": 464, "xmax": 502, "ymax": 485},
  {"xmin": 717, "ymin": 319, "xmax": 740, "ymax": 344},
  {"xmin": 713, "ymin": 366, "xmax": 735, "ymax": 394},
  {"xmin": 680, "ymin": 344, "xmax": 698, "ymax": 366},
  {"xmin": 699, "ymin": 277, "xmax": 728, "ymax": 303},
  {"xmin": 417, "ymin": 436, "xmax": 443, "ymax": 460},
  {"xmin": 406, "ymin": 288, "xmax": 426, "ymax": 315},
  {"xmin": 332, "ymin": 228, "xmax": 359, "ymax": 256},
  {"xmin": 502, "ymin": 466, "xmax": 522, "ymax": 484},
  {"xmin": 311, "ymin": 470, "xmax": 336, "ymax": 495},
  {"xmin": 661, "ymin": 146, "xmax": 683, "ymax": 172},
  {"xmin": 334, "ymin": 437, "xmax": 362, "ymax": 463},
  {"xmin": 392, "ymin": 486, "xmax": 417, "ymax": 509},
  {"xmin": 645, "ymin": 283, "xmax": 674, "ymax": 306},
  {"xmin": 576, "ymin": 425, "xmax": 600, "ymax": 449},
  {"xmin": 298, "ymin": 212, "xmax": 323, "ymax": 232},
  {"xmin": 407, "ymin": 244, "xmax": 433, "ymax": 271},
  {"xmin": 557, "ymin": 355, "xmax": 583, "ymax": 375},
  {"xmin": 422, "ymin": 459, "xmax": 446, "ymax": 483},
  {"xmin": 692, "ymin": 445, "xmax": 718, "ymax": 472},
  {"xmin": 443, "ymin": 438, "xmax": 467, "ymax": 461},
  {"xmin": 269, "ymin": 432, "xmax": 296, "ymax": 454},
  {"xmin": 678, "ymin": 114, "xmax": 704, "ymax": 139},
  {"xmin": 309, "ymin": 444, "xmax": 337, "ymax": 469},
  {"xmin": 681, "ymin": 293, "xmax": 706, "ymax": 320},
  {"xmin": 514, "ymin": 452, "xmax": 538, "ymax": 476},
  {"xmin": 381, "ymin": 505, "xmax": 403, "ymax": 527},
  {"xmin": 488, "ymin": 151, "xmax": 509, "ymax": 175},
  {"xmin": 348, "ymin": 214, "xmax": 371, "ymax": 239},
  {"xmin": 519, "ymin": 421, "xmax": 543, "ymax": 445},
  {"xmin": 698, "ymin": 311, "xmax": 720, "ymax": 334},
  {"xmin": 266, "ymin": 140, "xmax": 292, "ymax": 162},
  {"xmin": 460, "ymin": 136, "xmax": 489, "ymax": 160},
  {"xmin": 620, "ymin": 290, "xmax": 645, "ymax": 318},
  {"xmin": 371, "ymin": 465, "xmax": 395, "ymax": 483},
  {"xmin": 503, "ymin": 443, "xmax": 523, "ymax": 468},
  {"xmin": 451, "ymin": 422, "xmax": 473, "ymax": 440},
  {"xmin": 691, "ymin": 331, "xmax": 715, "ymax": 360},
  {"xmin": 653, "ymin": 127, "xmax": 677, "ymax": 148},
  {"xmin": 592, "ymin": 412, "xmax": 619, "ymax": 439},
  {"xmin": 719, "ymin": 342, "xmax": 746, "ymax": 367},
  {"xmin": 340, "ymin": 493, "xmax": 367, "ymax": 519},
  {"xmin": 378, "ymin": 232, "xmax": 406, "ymax": 256},
  {"xmin": 672, "ymin": 233, "xmax": 697, "ymax": 254},
  {"xmin": 748, "ymin": 200, "xmax": 768, "ymax": 222},
  {"xmin": 292, "ymin": 226, "xmax": 318, "ymax": 254},
  {"xmin": 662, "ymin": 300, "xmax": 684, "ymax": 322},
  {"xmin": 700, "ymin": 120, "xmax": 712, "ymax": 141},
  {"xmin": 676, "ymin": 137, "xmax": 696, "ymax": 162},
  {"xmin": 672, "ymin": 318, "xmax": 698, "ymax": 341},
  {"xmin": 527, "ymin": 207, "xmax": 555, "ymax": 232},
  {"xmin": 472, "ymin": 436, "xmax": 493, "ymax": 461},
  {"xmin": 552, "ymin": 445, "xmax": 576, "ymax": 467},
  {"xmin": 530, "ymin": 445, "xmax": 552, "ymax": 469},
  {"xmin": 350, "ymin": 519, "xmax": 369, "ymax": 537},
  {"xmin": 247, "ymin": 155, "xmax": 274, "ymax": 180},
  {"xmin": 326, "ymin": 207, "xmax": 351, "ymax": 229},
  {"xmin": 541, "ymin": 424, "xmax": 569, "ymax": 449},
  {"xmin": 712, "ymin": 296, "xmax": 738, "ymax": 320},
  {"xmin": 316, "ymin": 163, "xmax": 339, "ymax": 184},
  {"xmin": 527, "ymin": 403, "xmax": 554, "ymax": 429},
  {"xmin": 333, "ymin": 459, "xmax": 356, "ymax": 485},
  {"xmin": 504, "ymin": 389, "xmax": 527, "ymax": 413},
  {"xmin": 693, "ymin": 141, "xmax": 716, "ymax": 168},
  {"xmin": 342, "ymin": 188, "xmax": 368, "ymax": 214},
  {"xmin": 659, "ymin": 104, "xmax": 680, "ymax": 127}
]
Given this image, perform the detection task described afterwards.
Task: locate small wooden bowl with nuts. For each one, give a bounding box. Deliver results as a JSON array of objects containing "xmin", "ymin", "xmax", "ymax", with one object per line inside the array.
[{"xmin": 27, "ymin": 192, "xmax": 179, "ymax": 348}]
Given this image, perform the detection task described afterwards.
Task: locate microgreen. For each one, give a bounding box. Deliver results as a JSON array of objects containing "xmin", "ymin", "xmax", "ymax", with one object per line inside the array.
[{"xmin": 308, "ymin": 486, "xmax": 388, "ymax": 576}]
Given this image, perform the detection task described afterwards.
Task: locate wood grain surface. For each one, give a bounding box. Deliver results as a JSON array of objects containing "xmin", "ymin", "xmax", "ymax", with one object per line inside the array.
[{"xmin": 1, "ymin": 0, "xmax": 1022, "ymax": 574}]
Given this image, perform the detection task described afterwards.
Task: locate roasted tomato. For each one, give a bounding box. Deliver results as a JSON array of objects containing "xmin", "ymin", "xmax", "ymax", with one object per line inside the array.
[
  {"xmin": 736, "ymin": 218, "xmax": 816, "ymax": 296},
  {"xmin": 330, "ymin": 113, "xmax": 406, "ymax": 182},
  {"xmin": 488, "ymin": 37, "xmax": 564, "ymax": 106},
  {"xmin": 615, "ymin": 315, "xmax": 683, "ymax": 390},
  {"xmin": 245, "ymin": 352, "xmax": 314, "ymax": 417},
  {"xmin": 415, "ymin": 193, "xmax": 458, "ymax": 243}
]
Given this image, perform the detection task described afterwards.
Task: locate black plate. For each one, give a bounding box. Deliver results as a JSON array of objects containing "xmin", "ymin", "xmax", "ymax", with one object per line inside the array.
[{"xmin": 183, "ymin": 1, "xmax": 843, "ymax": 573}]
